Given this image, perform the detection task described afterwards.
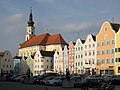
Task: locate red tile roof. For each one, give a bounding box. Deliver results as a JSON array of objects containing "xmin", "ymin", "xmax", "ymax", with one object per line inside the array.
[
  {"xmin": 0, "ymin": 52, "xmax": 5, "ymax": 56},
  {"xmin": 20, "ymin": 33, "xmax": 50, "ymax": 48},
  {"xmin": 46, "ymin": 33, "xmax": 68, "ymax": 45},
  {"xmin": 20, "ymin": 33, "xmax": 68, "ymax": 48}
]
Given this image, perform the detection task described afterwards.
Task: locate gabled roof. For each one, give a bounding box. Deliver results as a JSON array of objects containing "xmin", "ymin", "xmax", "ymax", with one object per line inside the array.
[
  {"xmin": 110, "ymin": 23, "xmax": 120, "ymax": 33},
  {"xmin": 0, "ymin": 52, "xmax": 5, "ymax": 57},
  {"xmin": 40, "ymin": 50, "xmax": 55, "ymax": 57},
  {"xmin": 20, "ymin": 33, "xmax": 68, "ymax": 48},
  {"xmin": 46, "ymin": 33, "xmax": 68, "ymax": 45},
  {"xmin": 20, "ymin": 33, "xmax": 50, "ymax": 48}
]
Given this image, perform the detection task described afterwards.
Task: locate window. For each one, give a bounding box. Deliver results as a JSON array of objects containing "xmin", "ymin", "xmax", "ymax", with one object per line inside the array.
[
  {"xmin": 111, "ymin": 49, "xmax": 114, "ymax": 54},
  {"xmin": 76, "ymin": 62, "xmax": 77, "ymax": 66},
  {"xmin": 41, "ymin": 65, "xmax": 44, "ymax": 68},
  {"xmin": 89, "ymin": 51, "xmax": 91, "ymax": 56},
  {"xmin": 85, "ymin": 45, "xmax": 87, "ymax": 49},
  {"xmin": 102, "ymin": 50, "xmax": 104, "ymax": 55},
  {"xmin": 5, "ymin": 59, "xmax": 7, "ymax": 62},
  {"xmin": 97, "ymin": 51, "xmax": 100, "ymax": 55},
  {"xmin": 97, "ymin": 59, "xmax": 100, "ymax": 65},
  {"xmin": 104, "ymin": 34, "xmax": 107, "ymax": 39},
  {"xmin": 101, "ymin": 59, "xmax": 104, "ymax": 64},
  {"xmin": 97, "ymin": 42, "xmax": 100, "ymax": 47},
  {"xmin": 93, "ymin": 51, "xmax": 95, "ymax": 55},
  {"xmin": 76, "ymin": 48, "xmax": 77, "ymax": 51},
  {"xmin": 104, "ymin": 27, "xmax": 107, "ymax": 31},
  {"xmin": 85, "ymin": 52, "xmax": 87, "ymax": 56},
  {"xmin": 78, "ymin": 55, "xmax": 80, "ymax": 59},
  {"xmin": 118, "ymin": 67, "xmax": 120, "ymax": 73},
  {"xmin": 41, "ymin": 59, "xmax": 43, "ymax": 62},
  {"xmin": 81, "ymin": 47, "xmax": 83, "ymax": 50},
  {"xmin": 111, "ymin": 58, "xmax": 114, "ymax": 63},
  {"xmin": 89, "ymin": 44, "xmax": 91, "ymax": 48},
  {"xmin": 93, "ymin": 44, "xmax": 95, "ymax": 47},
  {"xmin": 112, "ymin": 40, "xmax": 115, "ymax": 44},
  {"xmin": 102, "ymin": 42, "xmax": 104, "ymax": 46},
  {"xmin": 106, "ymin": 49, "xmax": 109, "ymax": 54},
  {"xmin": 81, "ymin": 55, "xmax": 83, "ymax": 58},
  {"xmin": 118, "ymin": 48, "xmax": 120, "ymax": 52},
  {"xmin": 106, "ymin": 59, "xmax": 110, "ymax": 64},
  {"xmin": 78, "ymin": 47, "xmax": 80, "ymax": 51},
  {"xmin": 78, "ymin": 62, "xmax": 80, "ymax": 66},
  {"xmin": 107, "ymin": 40, "xmax": 110, "ymax": 45}
]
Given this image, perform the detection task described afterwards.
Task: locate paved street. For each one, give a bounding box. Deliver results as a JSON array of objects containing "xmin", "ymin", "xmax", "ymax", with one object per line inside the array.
[{"xmin": 0, "ymin": 81, "xmax": 120, "ymax": 90}]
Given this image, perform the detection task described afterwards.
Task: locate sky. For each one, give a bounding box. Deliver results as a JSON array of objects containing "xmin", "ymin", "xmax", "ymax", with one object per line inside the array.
[{"xmin": 0, "ymin": 0, "xmax": 120, "ymax": 56}]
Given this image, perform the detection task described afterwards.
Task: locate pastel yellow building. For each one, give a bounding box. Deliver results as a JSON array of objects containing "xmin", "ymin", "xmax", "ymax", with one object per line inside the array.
[{"xmin": 115, "ymin": 24, "xmax": 120, "ymax": 75}]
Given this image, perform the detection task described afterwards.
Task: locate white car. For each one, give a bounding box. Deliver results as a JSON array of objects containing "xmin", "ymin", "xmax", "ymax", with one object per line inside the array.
[{"xmin": 46, "ymin": 76, "xmax": 66, "ymax": 86}]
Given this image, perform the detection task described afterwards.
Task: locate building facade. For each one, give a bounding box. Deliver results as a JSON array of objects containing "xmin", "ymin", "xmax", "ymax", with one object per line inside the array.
[
  {"xmin": 83, "ymin": 34, "xmax": 96, "ymax": 75},
  {"xmin": 68, "ymin": 41, "xmax": 75, "ymax": 74},
  {"xmin": 96, "ymin": 21, "xmax": 116, "ymax": 75},
  {"xmin": 74, "ymin": 39, "xmax": 84, "ymax": 74},
  {"xmin": 0, "ymin": 50, "xmax": 14, "ymax": 75}
]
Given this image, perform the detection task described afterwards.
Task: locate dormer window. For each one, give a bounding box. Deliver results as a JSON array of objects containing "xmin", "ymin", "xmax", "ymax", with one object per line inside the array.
[{"xmin": 104, "ymin": 27, "xmax": 107, "ymax": 31}]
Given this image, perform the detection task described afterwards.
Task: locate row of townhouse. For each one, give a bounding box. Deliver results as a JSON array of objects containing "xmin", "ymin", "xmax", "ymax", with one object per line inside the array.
[
  {"xmin": 54, "ymin": 21, "xmax": 120, "ymax": 76},
  {"xmin": 54, "ymin": 34, "xmax": 96, "ymax": 75},
  {"xmin": 16, "ymin": 9, "xmax": 120, "ymax": 76}
]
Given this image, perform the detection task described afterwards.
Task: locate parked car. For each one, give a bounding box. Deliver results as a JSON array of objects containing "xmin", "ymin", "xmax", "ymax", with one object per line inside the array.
[
  {"xmin": 70, "ymin": 76, "xmax": 84, "ymax": 87},
  {"xmin": 39, "ymin": 76, "xmax": 55, "ymax": 85},
  {"xmin": 46, "ymin": 76, "xmax": 66, "ymax": 86},
  {"xmin": 75, "ymin": 78, "xmax": 102, "ymax": 88},
  {"xmin": 34, "ymin": 75, "xmax": 48, "ymax": 84},
  {"xmin": 22, "ymin": 76, "xmax": 38, "ymax": 84},
  {"xmin": 13, "ymin": 74, "xmax": 27, "ymax": 82},
  {"xmin": 107, "ymin": 75, "xmax": 120, "ymax": 85}
]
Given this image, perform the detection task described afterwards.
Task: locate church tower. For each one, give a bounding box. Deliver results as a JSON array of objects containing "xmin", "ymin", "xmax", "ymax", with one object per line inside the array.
[{"xmin": 26, "ymin": 8, "xmax": 35, "ymax": 41}]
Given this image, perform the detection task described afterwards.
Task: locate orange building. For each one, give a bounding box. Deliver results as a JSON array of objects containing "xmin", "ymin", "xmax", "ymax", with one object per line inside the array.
[
  {"xmin": 68, "ymin": 41, "xmax": 75, "ymax": 74},
  {"xmin": 96, "ymin": 21, "xmax": 118, "ymax": 75}
]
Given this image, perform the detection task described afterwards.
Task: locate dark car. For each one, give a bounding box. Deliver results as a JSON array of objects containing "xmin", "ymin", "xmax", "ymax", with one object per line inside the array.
[
  {"xmin": 70, "ymin": 76, "xmax": 84, "ymax": 87},
  {"xmin": 75, "ymin": 78, "xmax": 102, "ymax": 88},
  {"xmin": 34, "ymin": 75, "xmax": 48, "ymax": 84},
  {"xmin": 39, "ymin": 76, "xmax": 55, "ymax": 85},
  {"xmin": 107, "ymin": 75, "xmax": 120, "ymax": 85}
]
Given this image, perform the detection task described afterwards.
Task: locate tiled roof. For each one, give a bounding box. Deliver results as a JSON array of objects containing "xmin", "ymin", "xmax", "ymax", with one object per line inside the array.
[
  {"xmin": 40, "ymin": 50, "xmax": 55, "ymax": 57},
  {"xmin": 110, "ymin": 23, "xmax": 120, "ymax": 33},
  {"xmin": 0, "ymin": 52, "xmax": 5, "ymax": 57},
  {"xmin": 20, "ymin": 33, "xmax": 50, "ymax": 48},
  {"xmin": 20, "ymin": 33, "xmax": 68, "ymax": 48},
  {"xmin": 46, "ymin": 33, "xmax": 68, "ymax": 45}
]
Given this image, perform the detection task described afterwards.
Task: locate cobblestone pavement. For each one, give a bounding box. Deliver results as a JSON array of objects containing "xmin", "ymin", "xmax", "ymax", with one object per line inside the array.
[{"xmin": 0, "ymin": 81, "xmax": 120, "ymax": 90}]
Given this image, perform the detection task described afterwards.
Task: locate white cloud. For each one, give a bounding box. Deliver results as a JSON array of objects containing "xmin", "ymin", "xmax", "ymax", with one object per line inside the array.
[
  {"xmin": 1, "ymin": 13, "xmax": 24, "ymax": 33},
  {"xmin": 59, "ymin": 22, "xmax": 97, "ymax": 32},
  {"xmin": 34, "ymin": 0, "xmax": 55, "ymax": 3}
]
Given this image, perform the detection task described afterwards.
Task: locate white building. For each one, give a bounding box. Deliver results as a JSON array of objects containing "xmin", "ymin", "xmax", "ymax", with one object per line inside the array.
[
  {"xmin": 74, "ymin": 39, "xmax": 84, "ymax": 74},
  {"xmin": 63, "ymin": 45, "xmax": 69, "ymax": 74},
  {"xmin": 83, "ymin": 34, "xmax": 96, "ymax": 75}
]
